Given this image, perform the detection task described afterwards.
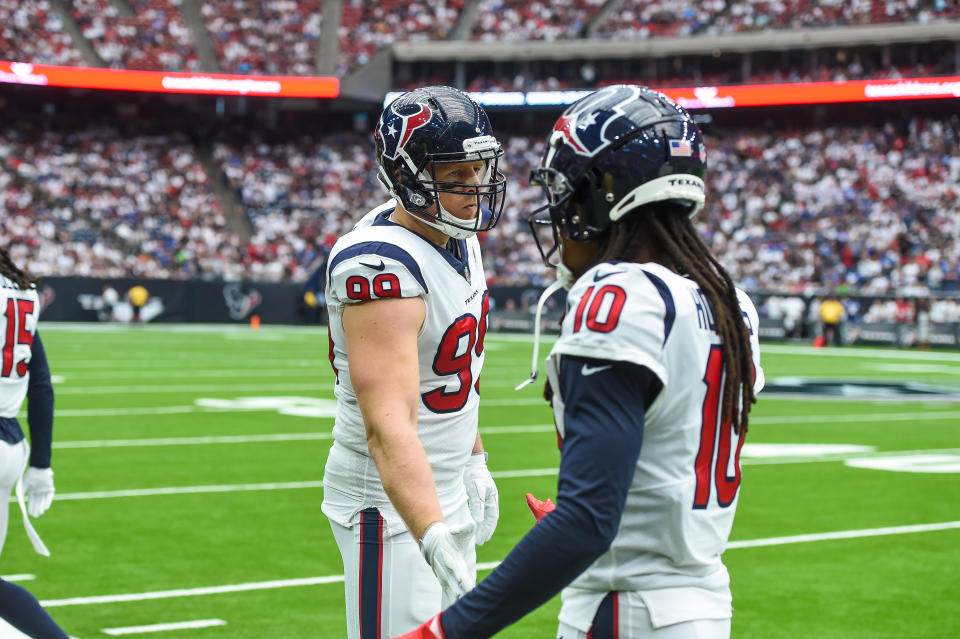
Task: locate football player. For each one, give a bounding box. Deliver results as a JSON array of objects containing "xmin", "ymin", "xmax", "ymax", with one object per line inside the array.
[
  {"xmin": 322, "ymin": 86, "xmax": 507, "ymax": 638},
  {"xmin": 0, "ymin": 247, "xmax": 68, "ymax": 638},
  {"xmin": 396, "ymin": 85, "xmax": 764, "ymax": 639}
]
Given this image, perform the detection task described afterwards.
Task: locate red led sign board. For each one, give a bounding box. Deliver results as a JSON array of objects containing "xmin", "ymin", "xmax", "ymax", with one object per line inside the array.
[{"xmin": 0, "ymin": 61, "xmax": 339, "ymax": 98}]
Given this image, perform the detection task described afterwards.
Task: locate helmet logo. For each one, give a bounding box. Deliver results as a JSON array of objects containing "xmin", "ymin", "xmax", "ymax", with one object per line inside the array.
[
  {"xmin": 380, "ymin": 102, "xmax": 434, "ymax": 159},
  {"xmin": 547, "ymin": 85, "xmax": 643, "ymax": 162}
]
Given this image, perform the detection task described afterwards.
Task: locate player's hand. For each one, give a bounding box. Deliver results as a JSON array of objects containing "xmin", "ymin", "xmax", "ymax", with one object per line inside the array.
[
  {"xmin": 23, "ymin": 466, "xmax": 55, "ymax": 517},
  {"xmin": 464, "ymin": 453, "xmax": 499, "ymax": 545},
  {"xmin": 392, "ymin": 612, "xmax": 445, "ymax": 639},
  {"xmin": 525, "ymin": 492, "xmax": 555, "ymax": 523},
  {"xmin": 419, "ymin": 521, "xmax": 475, "ymax": 603}
]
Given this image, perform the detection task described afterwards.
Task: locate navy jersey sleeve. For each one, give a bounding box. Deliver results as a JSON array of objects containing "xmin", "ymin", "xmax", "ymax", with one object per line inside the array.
[
  {"xmin": 440, "ymin": 356, "xmax": 663, "ymax": 638},
  {"xmin": 26, "ymin": 331, "xmax": 54, "ymax": 469}
]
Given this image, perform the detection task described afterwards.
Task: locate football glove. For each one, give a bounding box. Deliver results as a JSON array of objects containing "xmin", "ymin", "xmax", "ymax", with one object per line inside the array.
[
  {"xmin": 525, "ymin": 492, "xmax": 555, "ymax": 523},
  {"xmin": 23, "ymin": 466, "xmax": 55, "ymax": 518},
  {"xmin": 419, "ymin": 521, "xmax": 475, "ymax": 603},
  {"xmin": 393, "ymin": 613, "xmax": 444, "ymax": 639},
  {"xmin": 464, "ymin": 452, "xmax": 499, "ymax": 545}
]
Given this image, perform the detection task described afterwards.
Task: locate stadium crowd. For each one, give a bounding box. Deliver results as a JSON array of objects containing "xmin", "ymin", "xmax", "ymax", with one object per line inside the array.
[
  {"xmin": 0, "ymin": 0, "xmax": 83, "ymax": 67},
  {"xmin": 4, "ymin": 115, "xmax": 957, "ymax": 326},
  {"xmin": 71, "ymin": 0, "xmax": 201, "ymax": 71},
  {"xmin": 5, "ymin": 1, "xmax": 959, "ymax": 76},
  {"xmin": 201, "ymin": 0, "xmax": 322, "ymax": 75}
]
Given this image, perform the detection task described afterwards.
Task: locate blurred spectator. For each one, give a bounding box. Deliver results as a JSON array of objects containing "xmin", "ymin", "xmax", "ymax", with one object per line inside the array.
[{"xmin": 0, "ymin": 0, "xmax": 84, "ymax": 66}]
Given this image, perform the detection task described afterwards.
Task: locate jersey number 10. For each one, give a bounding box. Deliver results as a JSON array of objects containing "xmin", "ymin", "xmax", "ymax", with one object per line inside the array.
[
  {"xmin": 2, "ymin": 297, "xmax": 35, "ymax": 378},
  {"xmin": 692, "ymin": 345, "xmax": 744, "ymax": 509}
]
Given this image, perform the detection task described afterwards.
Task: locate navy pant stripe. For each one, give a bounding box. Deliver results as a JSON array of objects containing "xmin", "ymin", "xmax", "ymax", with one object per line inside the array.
[
  {"xmin": 358, "ymin": 508, "xmax": 383, "ymax": 639},
  {"xmin": 588, "ymin": 591, "xmax": 618, "ymax": 639}
]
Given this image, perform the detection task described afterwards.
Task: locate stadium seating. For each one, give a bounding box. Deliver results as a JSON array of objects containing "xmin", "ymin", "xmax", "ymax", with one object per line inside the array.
[
  {"xmin": 71, "ymin": 0, "xmax": 200, "ymax": 70},
  {"xmin": 0, "ymin": 0, "xmax": 84, "ymax": 66},
  {"xmin": 200, "ymin": 0, "xmax": 322, "ymax": 75}
]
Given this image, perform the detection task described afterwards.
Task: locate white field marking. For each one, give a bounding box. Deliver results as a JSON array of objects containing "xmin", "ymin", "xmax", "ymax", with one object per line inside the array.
[
  {"xmin": 38, "ymin": 521, "xmax": 960, "ymax": 609},
  {"xmin": 17, "ymin": 448, "xmax": 960, "ymax": 505},
  {"xmin": 758, "ymin": 343, "xmax": 960, "ymax": 362},
  {"xmin": 52, "ymin": 369, "xmax": 322, "ymax": 381},
  {"xmin": 26, "ymin": 481, "xmax": 325, "ymax": 502},
  {"xmin": 845, "ymin": 454, "xmax": 960, "ymax": 473},
  {"xmin": 0, "ymin": 574, "xmax": 35, "ymax": 581},
  {"xmin": 750, "ymin": 410, "xmax": 960, "ymax": 425},
  {"xmin": 102, "ymin": 619, "xmax": 226, "ymax": 635},
  {"xmin": 42, "ymin": 576, "xmax": 345, "ymax": 607},
  {"xmin": 742, "ymin": 444, "xmax": 875, "ymax": 457},
  {"xmin": 53, "ymin": 383, "xmax": 323, "ymax": 395},
  {"xmin": 51, "ymin": 425, "xmax": 554, "ymax": 449},
  {"xmin": 40, "ymin": 322, "xmax": 324, "ymax": 335},
  {"xmin": 869, "ymin": 363, "xmax": 960, "ymax": 375},
  {"xmin": 726, "ymin": 520, "xmax": 960, "ymax": 549},
  {"xmin": 54, "ymin": 433, "xmax": 335, "ymax": 449}
]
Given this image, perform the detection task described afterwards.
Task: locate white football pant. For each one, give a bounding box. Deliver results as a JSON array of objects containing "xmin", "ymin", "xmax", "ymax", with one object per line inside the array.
[
  {"xmin": 0, "ymin": 439, "xmax": 29, "ymax": 559},
  {"xmin": 329, "ymin": 504, "xmax": 475, "ymax": 639},
  {"xmin": 556, "ymin": 592, "xmax": 731, "ymax": 639}
]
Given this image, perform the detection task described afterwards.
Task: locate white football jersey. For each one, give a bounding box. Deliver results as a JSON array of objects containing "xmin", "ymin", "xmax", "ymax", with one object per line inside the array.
[
  {"xmin": 322, "ymin": 202, "xmax": 489, "ymax": 536},
  {"xmin": 0, "ymin": 277, "xmax": 39, "ymax": 418},
  {"xmin": 545, "ymin": 262, "xmax": 764, "ymax": 629}
]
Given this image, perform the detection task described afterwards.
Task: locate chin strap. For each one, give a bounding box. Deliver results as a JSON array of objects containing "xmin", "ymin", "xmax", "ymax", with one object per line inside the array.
[{"xmin": 515, "ymin": 279, "xmax": 566, "ymax": 391}]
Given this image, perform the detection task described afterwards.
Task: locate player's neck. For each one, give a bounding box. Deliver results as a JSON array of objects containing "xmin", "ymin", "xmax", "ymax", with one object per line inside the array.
[{"xmin": 390, "ymin": 205, "xmax": 449, "ymax": 247}]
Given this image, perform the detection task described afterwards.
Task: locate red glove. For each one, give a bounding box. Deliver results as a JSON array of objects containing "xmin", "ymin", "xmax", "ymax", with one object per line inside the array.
[
  {"xmin": 393, "ymin": 613, "xmax": 444, "ymax": 639},
  {"xmin": 525, "ymin": 493, "xmax": 556, "ymax": 523}
]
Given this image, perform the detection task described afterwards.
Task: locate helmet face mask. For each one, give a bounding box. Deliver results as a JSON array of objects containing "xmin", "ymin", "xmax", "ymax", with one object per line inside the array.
[
  {"xmin": 375, "ymin": 86, "xmax": 506, "ymax": 239},
  {"xmin": 528, "ymin": 84, "xmax": 707, "ymax": 266}
]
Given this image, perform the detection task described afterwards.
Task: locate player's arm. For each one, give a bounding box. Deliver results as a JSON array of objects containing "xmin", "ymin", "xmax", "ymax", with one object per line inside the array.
[
  {"xmin": 343, "ymin": 295, "xmax": 441, "ymax": 539},
  {"xmin": 23, "ymin": 331, "xmax": 56, "ymax": 518},
  {"xmin": 26, "ymin": 332, "xmax": 54, "ymax": 469},
  {"xmin": 409, "ymin": 356, "xmax": 662, "ymax": 639}
]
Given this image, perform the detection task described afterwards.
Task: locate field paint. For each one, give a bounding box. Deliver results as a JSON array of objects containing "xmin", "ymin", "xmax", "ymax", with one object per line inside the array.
[
  {"xmin": 41, "ymin": 481, "xmax": 326, "ymax": 501},
  {"xmin": 42, "ymin": 576, "xmax": 344, "ymax": 607},
  {"xmin": 1, "ymin": 574, "xmax": 35, "ymax": 581},
  {"xmin": 751, "ymin": 410, "xmax": 960, "ymax": 425},
  {"xmin": 39, "ymin": 522, "xmax": 960, "ymax": 609},
  {"xmin": 726, "ymin": 520, "xmax": 960, "ymax": 549},
  {"xmin": 53, "ymin": 368, "xmax": 322, "ymax": 380},
  {"xmin": 54, "ymin": 382, "xmax": 323, "ymax": 395},
  {"xmin": 759, "ymin": 343, "xmax": 960, "ymax": 362},
  {"xmin": 19, "ymin": 447, "xmax": 959, "ymax": 504},
  {"xmin": 52, "ymin": 425, "xmax": 554, "ymax": 449},
  {"xmin": 102, "ymin": 619, "xmax": 226, "ymax": 635}
]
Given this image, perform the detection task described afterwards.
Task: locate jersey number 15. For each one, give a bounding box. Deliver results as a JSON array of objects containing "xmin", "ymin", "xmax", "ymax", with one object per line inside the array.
[{"xmin": 2, "ymin": 298, "xmax": 35, "ymax": 378}]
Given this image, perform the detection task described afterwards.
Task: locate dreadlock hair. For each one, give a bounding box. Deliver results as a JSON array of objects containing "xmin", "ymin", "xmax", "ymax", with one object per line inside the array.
[
  {"xmin": 0, "ymin": 246, "xmax": 37, "ymax": 291},
  {"xmin": 594, "ymin": 202, "xmax": 756, "ymax": 434}
]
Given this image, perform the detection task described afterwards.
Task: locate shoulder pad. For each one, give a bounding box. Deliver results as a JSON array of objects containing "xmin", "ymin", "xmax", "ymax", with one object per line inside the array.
[
  {"xmin": 554, "ymin": 265, "xmax": 669, "ymax": 385},
  {"xmin": 328, "ymin": 240, "xmax": 427, "ymax": 304}
]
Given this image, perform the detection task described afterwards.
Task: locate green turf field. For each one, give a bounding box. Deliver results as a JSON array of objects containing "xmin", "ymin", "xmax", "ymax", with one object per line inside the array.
[{"xmin": 3, "ymin": 324, "xmax": 959, "ymax": 638}]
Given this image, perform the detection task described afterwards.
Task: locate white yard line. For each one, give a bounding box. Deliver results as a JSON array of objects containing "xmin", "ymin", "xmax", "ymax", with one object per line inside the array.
[
  {"xmin": 14, "ymin": 446, "xmax": 959, "ymax": 504},
  {"xmin": 726, "ymin": 521, "xmax": 960, "ymax": 549},
  {"xmin": 1, "ymin": 574, "xmax": 35, "ymax": 581},
  {"xmin": 51, "ymin": 425, "xmax": 555, "ymax": 449},
  {"xmin": 53, "ymin": 383, "xmax": 323, "ymax": 395},
  {"xmin": 40, "ymin": 520, "xmax": 960, "ymax": 609},
  {"xmin": 102, "ymin": 619, "xmax": 226, "ymax": 635}
]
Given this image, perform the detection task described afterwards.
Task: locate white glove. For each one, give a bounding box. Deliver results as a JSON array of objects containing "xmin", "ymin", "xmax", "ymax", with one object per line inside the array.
[
  {"xmin": 23, "ymin": 466, "xmax": 55, "ymax": 518},
  {"xmin": 464, "ymin": 452, "xmax": 499, "ymax": 545},
  {"xmin": 419, "ymin": 521, "xmax": 475, "ymax": 603}
]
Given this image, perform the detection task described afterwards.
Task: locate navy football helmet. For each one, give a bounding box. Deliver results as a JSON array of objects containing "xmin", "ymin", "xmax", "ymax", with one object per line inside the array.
[
  {"xmin": 529, "ymin": 84, "xmax": 707, "ymax": 265},
  {"xmin": 374, "ymin": 86, "xmax": 506, "ymax": 239}
]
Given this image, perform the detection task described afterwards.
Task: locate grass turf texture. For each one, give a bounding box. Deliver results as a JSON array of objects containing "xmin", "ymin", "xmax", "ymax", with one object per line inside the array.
[{"xmin": 3, "ymin": 324, "xmax": 958, "ymax": 638}]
